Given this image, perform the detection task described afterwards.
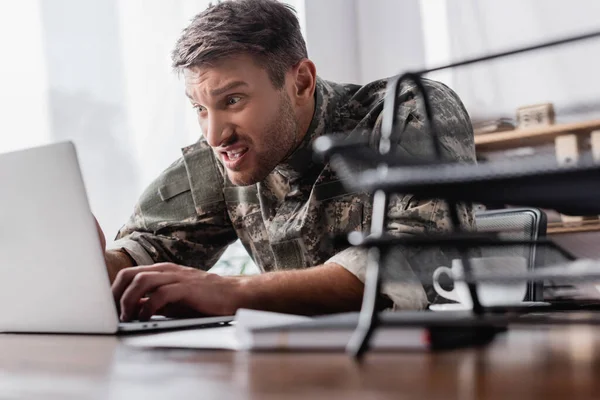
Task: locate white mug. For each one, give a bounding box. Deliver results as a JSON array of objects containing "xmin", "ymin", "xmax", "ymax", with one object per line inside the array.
[{"xmin": 432, "ymin": 256, "xmax": 528, "ymax": 307}]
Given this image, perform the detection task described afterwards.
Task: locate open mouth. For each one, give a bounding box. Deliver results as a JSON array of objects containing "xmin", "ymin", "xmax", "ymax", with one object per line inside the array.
[{"xmin": 221, "ymin": 147, "xmax": 249, "ymax": 169}]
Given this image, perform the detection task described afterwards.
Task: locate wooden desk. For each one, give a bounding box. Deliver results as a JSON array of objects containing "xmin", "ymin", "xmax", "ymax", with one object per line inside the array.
[{"xmin": 1, "ymin": 326, "xmax": 600, "ymax": 399}]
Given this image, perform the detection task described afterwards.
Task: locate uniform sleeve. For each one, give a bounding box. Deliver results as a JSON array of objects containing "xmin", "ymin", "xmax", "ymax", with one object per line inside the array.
[
  {"xmin": 107, "ymin": 142, "xmax": 238, "ymax": 270},
  {"xmin": 327, "ymin": 79, "xmax": 477, "ymax": 308}
]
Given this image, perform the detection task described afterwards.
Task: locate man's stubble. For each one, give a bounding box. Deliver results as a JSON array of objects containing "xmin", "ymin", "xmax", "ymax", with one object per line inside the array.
[{"xmin": 232, "ymin": 92, "xmax": 299, "ymax": 186}]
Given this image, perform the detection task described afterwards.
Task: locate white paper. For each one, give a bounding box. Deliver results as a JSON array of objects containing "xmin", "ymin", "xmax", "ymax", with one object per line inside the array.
[
  {"xmin": 124, "ymin": 309, "xmax": 311, "ymax": 350},
  {"xmin": 123, "ymin": 325, "xmax": 240, "ymax": 350},
  {"xmin": 234, "ymin": 309, "xmax": 311, "ymax": 349}
]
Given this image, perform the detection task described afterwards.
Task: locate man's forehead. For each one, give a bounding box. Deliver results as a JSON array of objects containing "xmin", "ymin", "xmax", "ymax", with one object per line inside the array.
[
  {"xmin": 183, "ymin": 65, "xmax": 232, "ymax": 98},
  {"xmin": 183, "ymin": 65, "xmax": 248, "ymax": 92},
  {"xmin": 183, "ymin": 66, "xmax": 209, "ymax": 84},
  {"xmin": 184, "ymin": 66, "xmax": 246, "ymax": 98}
]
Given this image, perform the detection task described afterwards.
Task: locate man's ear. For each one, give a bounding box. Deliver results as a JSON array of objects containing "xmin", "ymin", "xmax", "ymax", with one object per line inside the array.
[{"xmin": 290, "ymin": 59, "xmax": 316, "ymax": 106}]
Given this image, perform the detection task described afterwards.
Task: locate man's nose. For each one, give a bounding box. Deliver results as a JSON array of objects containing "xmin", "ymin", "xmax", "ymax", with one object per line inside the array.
[{"xmin": 204, "ymin": 112, "xmax": 233, "ymax": 148}]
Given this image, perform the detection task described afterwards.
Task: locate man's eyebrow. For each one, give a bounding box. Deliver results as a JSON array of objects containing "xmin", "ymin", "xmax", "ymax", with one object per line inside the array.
[
  {"xmin": 185, "ymin": 81, "xmax": 248, "ymax": 102},
  {"xmin": 210, "ymin": 81, "xmax": 248, "ymax": 97}
]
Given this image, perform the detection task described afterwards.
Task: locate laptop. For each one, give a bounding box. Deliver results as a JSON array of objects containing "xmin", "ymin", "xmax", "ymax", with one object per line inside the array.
[{"xmin": 0, "ymin": 142, "xmax": 233, "ymax": 334}]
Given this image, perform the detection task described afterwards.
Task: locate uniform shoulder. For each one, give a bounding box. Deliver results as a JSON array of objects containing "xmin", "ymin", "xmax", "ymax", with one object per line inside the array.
[
  {"xmin": 320, "ymin": 77, "xmax": 388, "ymax": 136},
  {"xmin": 400, "ymin": 78, "xmax": 469, "ymax": 117},
  {"xmin": 139, "ymin": 139, "xmax": 219, "ymax": 211},
  {"xmin": 325, "ymin": 76, "xmax": 462, "ymax": 110},
  {"xmin": 323, "ymin": 77, "xmax": 388, "ymax": 111}
]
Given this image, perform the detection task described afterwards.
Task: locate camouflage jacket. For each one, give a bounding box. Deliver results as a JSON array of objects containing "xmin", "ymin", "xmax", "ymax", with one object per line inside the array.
[{"xmin": 109, "ymin": 76, "xmax": 476, "ymax": 309}]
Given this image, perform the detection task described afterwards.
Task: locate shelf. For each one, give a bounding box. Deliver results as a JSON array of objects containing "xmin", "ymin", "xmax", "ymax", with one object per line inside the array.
[
  {"xmin": 547, "ymin": 220, "xmax": 600, "ymax": 235},
  {"xmin": 475, "ymin": 119, "xmax": 600, "ymax": 152}
]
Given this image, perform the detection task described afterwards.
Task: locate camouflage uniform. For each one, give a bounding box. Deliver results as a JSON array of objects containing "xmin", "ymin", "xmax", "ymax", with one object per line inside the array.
[{"xmin": 108, "ymin": 76, "xmax": 476, "ymax": 309}]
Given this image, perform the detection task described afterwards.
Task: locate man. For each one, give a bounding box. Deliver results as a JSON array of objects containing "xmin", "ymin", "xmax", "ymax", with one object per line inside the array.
[{"xmin": 101, "ymin": 0, "xmax": 476, "ymax": 322}]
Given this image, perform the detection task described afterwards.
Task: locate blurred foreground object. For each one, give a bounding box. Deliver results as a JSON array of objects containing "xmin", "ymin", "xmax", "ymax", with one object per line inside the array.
[{"xmin": 315, "ymin": 28, "xmax": 600, "ymax": 358}]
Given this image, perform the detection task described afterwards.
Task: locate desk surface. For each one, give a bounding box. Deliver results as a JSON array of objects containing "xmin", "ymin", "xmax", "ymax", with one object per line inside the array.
[{"xmin": 2, "ymin": 325, "xmax": 600, "ymax": 399}]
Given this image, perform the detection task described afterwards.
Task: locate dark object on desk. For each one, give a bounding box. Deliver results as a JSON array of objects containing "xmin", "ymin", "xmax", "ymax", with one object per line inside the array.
[{"xmin": 247, "ymin": 311, "xmax": 504, "ymax": 351}]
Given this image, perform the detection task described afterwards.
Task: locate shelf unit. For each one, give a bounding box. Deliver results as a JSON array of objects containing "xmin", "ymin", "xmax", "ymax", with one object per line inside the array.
[
  {"xmin": 474, "ymin": 119, "xmax": 600, "ymax": 152},
  {"xmin": 547, "ymin": 220, "xmax": 600, "ymax": 235}
]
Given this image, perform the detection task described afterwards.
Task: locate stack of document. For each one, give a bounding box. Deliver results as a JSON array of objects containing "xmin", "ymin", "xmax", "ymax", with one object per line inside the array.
[{"xmin": 125, "ymin": 309, "xmax": 486, "ymax": 351}]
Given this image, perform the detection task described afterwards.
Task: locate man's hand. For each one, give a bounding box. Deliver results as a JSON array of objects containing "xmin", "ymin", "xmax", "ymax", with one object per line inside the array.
[
  {"xmin": 111, "ymin": 262, "xmax": 367, "ymax": 321},
  {"xmin": 112, "ymin": 263, "xmax": 239, "ymax": 321}
]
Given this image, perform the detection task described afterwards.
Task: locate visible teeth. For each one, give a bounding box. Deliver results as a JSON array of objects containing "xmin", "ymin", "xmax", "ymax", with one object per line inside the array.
[{"xmin": 227, "ymin": 149, "xmax": 246, "ymax": 160}]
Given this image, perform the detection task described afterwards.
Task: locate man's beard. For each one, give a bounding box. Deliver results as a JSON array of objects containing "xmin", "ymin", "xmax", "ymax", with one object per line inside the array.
[{"xmin": 230, "ymin": 93, "xmax": 299, "ymax": 186}]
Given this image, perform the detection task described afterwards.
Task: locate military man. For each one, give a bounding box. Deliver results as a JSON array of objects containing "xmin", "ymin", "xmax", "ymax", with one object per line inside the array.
[{"xmin": 102, "ymin": 0, "xmax": 476, "ymax": 322}]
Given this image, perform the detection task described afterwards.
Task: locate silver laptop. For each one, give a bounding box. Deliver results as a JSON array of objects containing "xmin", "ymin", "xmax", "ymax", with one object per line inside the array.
[{"xmin": 0, "ymin": 142, "xmax": 233, "ymax": 334}]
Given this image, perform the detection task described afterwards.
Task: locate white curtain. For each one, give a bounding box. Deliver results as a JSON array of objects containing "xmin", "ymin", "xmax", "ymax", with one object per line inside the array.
[
  {"xmin": 0, "ymin": 0, "xmax": 210, "ymax": 237},
  {"xmin": 302, "ymin": 0, "xmax": 600, "ymax": 122},
  {"xmin": 303, "ymin": 0, "xmax": 428, "ymax": 85},
  {"xmin": 0, "ymin": 0, "xmax": 306, "ymax": 275},
  {"xmin": 444, "ymin": 0, "xmax": 600, "ymax": 122},
  {"xmin": 0, "ymin": 1, "xmax": 52, "ymax": 153}
]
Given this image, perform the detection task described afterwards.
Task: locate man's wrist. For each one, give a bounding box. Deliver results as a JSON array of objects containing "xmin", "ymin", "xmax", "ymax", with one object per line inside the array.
[
  {"xmin": 115, "ymin": 248, "xmax": 137, "ymax": 267},
  {"xmin": 105, "ymin": 249, "xmax": 135, "ymax": 283},
  {"xmin": 220, "ymin": 275, "xmax": 252, "ymax": 315}
]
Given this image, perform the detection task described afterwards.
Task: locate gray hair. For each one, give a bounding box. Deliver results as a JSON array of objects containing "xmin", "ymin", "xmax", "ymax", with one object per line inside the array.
[{"xmin": 171, "ymin": 0, "xmax": 308, "ymax": 88}]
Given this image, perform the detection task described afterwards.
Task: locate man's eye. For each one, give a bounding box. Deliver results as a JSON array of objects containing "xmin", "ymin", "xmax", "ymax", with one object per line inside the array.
[
  {"xmin": 227, "ymin": 96, "xmax": 241, "ymax": 106},
  {"xmin": 194, "ymin": 105, "xmax": 206, "ymax": 113}
]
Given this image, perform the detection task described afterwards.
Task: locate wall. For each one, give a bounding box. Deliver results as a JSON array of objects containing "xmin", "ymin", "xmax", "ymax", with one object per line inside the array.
[
  {"xmin": 304, "ymin": 0, "xmax": 427, "ymax": 85},
  {"xmin": 303, "ymin": 0, "xmax": 361, "ymax": 83}
]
